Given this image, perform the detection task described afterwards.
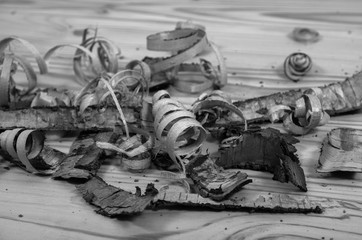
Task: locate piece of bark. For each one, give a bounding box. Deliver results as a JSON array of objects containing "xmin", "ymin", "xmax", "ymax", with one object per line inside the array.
[
  {"xmin": 53, "ymin": 131, "xmax": 118, "ymax": 179},
  {"xmin": 153, "ymin": 190, "xmax": 323, "ymax": 213},
  {"xmin": 0, "ymin": 144, "xmax": 66, "ymax": 174},
  {"xmin": 318, "ymin": 128, "xmax": 362, "ymax": 172},
  {"xmin": 234, "ymin": 71, "xmax": 362, "ymax": 122},
  {"xmin": 76, "ymin": 175, "xmax": 158, "ymax": 216},
  {"xmin": 186, "ymin": 155, "xmax": 252, "ymax": 201},
  {"xmin": 216, "ymin": 128, "xmax": 307, "ymax": 191},
  {"xmin": 0, "ymin": 106, "xmax": 138, "ymax": 131}
]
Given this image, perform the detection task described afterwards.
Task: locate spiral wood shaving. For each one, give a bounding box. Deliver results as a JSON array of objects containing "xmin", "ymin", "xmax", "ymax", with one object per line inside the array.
[
  {"xmin": 152, "ymin": 90, "xmax": 207, "ymax": 172},
  {"xmin": 284, "ymin": 52, "xmax": 312, "ymax": 82},
  {"xmin": 0, "ymin": 128, "xmax": 65, "ymax": 174}
]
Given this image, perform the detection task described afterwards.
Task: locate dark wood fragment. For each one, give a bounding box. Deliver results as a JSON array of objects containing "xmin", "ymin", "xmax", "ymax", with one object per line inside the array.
[
  {"xmin": 186, "ymin": 155, "xmax": 252, "ymax": 201},
  {"xmin": 0, "ymin": 106, "xmax": 139, "ymax": 131},
  {"xmin": 53, "ymin": 131, "xmax": 118, "ymax": 179},
  {"xmin": 0, "ymin": 144, "xmax": 66, "ymax": 174},
  {"xmin": 217, "ymin": 128, "xmax": 307, "ymax": 191},
  {"xmin": 76, "ymin": 175, "xmax": 158, "ymax": 216}
]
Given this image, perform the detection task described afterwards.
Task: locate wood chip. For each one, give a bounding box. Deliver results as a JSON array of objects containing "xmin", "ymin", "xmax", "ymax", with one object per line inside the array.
[
  {"xmin": 217, "ymin": 128, "xmax": 307, "ymax": 191},
  {"xmin": 53, "ymin": 131, "xmax": 118, "ymax": 179},
  {"xmin": 76, "ymin": 175, "xmax": 158, "ymax": 216},
  {"xmin": 186, "ymin": 155, "xmax": 252, "ymax": 201},
  {"xmin": 318, "ymin": 128, "xmax": 362, "ymax": 172}
]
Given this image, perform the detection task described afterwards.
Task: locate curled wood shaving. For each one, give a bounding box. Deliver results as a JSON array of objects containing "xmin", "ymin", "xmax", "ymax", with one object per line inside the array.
[
  {"xmin": 43, "ymin": 44, "xmax": 99, "ymax": 85},
  {"xmin": 0, "ymin": 128, "xmax": 65, "ymax": 174},
  {"xmin": 76, "ymin": 28, "xmax": 121, "ymax": 74},
  {"xmin": 100, "ymin": 77, "xmax": 130, "ymax": 138},
  {"xmin": 192, "ymin": 90, "xmax": 247, "ymax": 129},
  {"xmin": 96, "ymin": 125, "xmax": 154, "ymax": 171},
  {"xmin": 152, "ymin": 90, "xmax": 207, "ymax": 172},
  {"xmin": 283, "ymin": 94, "xmax": 330, "ymax": 135},
  {"xmin": 0, "ymin": 36, "xmax": 48, "ymax": 74},
  {"xmin": 145, "ymin": 21, "xmax": 227, "ymax": 92},
  {"xmin": 267, "ymin": 105, "xmax": 292, "ymax": 123},
  {"xmin": 284, "ymin": 52, "xmax": 312, "ymax": 82},
  {"xmin": 0, "ymin": 53, "xmax": 40, "ymax": 107}
]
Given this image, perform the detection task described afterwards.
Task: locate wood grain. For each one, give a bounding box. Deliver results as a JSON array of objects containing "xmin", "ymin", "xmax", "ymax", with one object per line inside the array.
[{"xmin": 1, "ymin": 0, "xmax": 362, "ymax": 239}]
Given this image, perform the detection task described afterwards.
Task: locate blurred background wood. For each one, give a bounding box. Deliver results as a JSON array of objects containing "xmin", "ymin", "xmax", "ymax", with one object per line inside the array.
[{"xmin": 1, "ymin": 0, "xmax": 362, "ymax": 239}]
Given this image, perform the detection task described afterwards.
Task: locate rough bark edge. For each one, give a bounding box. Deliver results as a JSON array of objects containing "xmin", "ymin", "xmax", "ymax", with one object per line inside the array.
[{"xmin": 76, "ymin": 175, "xmax": 158, "ymax": 216}]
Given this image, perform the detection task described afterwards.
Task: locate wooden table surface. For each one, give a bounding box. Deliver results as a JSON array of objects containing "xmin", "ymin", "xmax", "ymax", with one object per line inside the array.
[{"xmin": 1, "ymin": 0, "xmax": 362, "ymax": 239}]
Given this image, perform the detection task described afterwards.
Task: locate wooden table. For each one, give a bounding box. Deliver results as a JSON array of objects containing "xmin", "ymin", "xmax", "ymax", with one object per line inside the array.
[{"xmin": 1, "ymin": 0, "xmax": 362, "ymax": 239}]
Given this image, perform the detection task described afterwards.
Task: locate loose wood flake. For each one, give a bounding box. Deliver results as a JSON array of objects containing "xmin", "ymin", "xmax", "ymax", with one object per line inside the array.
[
  {"xmin": 186, "ymin": 155, "xmax": 252, "ymax": 201},
  {"xmin": 76, "ymin": 175, "xmax": 158, "ymax": 216},
  {"xmin": 53, "ymin": 131, "xmax": 118, "ymax": 179},
  {"xmin": 217, "ymin": 128, "xmax": 307, "ymax": 191},
  {"xmin": 318, "ymin": 128, "xmax": 362, "ymax": 172}
]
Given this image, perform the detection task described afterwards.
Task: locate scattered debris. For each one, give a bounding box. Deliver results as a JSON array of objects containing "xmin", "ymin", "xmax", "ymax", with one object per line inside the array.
[
  {"xmin": 318, "ymin": 128, "xmax": 362, "ymax": 172},
  {"xmin": 4, "ymin": 22, "xmax": 359, "ymax": 218}
]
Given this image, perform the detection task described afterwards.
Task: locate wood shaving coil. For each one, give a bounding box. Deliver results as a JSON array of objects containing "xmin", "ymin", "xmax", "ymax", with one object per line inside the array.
[
  {"xmin": 0, "ymin": 128, "xmax": 65, "ymax": 174},
  {"xmin": 152, "ymin": 90, "xmax": 206, "ymax": 172},
  {"xmin": 284, "ymin": 52, "xmax": 312, "ymax": 82}
]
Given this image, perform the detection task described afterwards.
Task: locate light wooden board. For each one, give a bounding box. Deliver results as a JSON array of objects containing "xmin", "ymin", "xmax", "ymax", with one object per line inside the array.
[{"xmin": 1, "ymin": 0, "xmax": 362, "ymax": 239}]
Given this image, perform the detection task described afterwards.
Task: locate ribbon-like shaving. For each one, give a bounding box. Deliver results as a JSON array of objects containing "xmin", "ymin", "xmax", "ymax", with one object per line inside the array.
[
  {"xmin": 152, "ymin": 90, "xmax": 207, "ymax": 172},
  {"xmin": 77, "ymin": 28, "xmax": 121, "ymax": 73},
  {"xmin": 284, "ymin": 52, "xmax": 312, "ymax": 82},
  {"xmin": 0, "ymin": 53, "xmax": 38, "ymax": 107},
  {"xmin": 192, "ymin": 90, "xmax": 248, "ymax": 130},
  {"xmin": 0, "ymin": 128, "xmax": 65, "ymax": 174},
  {"xmin": 146, "ymin": 21, "xmax": 227, "ymax": 93},
  {"xmin": 0, "ymin": 36, "xmax": 48, "ymax": 74},
  {"xmin": 96, "ymin": 125, "xmax": 154, "ymax": 171},
  {"xmin": 282, "ymin": 94, "xmax": 330, "ymax": 135},
  {"xmin": 44, "ymin": 44, "xmax": 99, "ymax": 85},
  {"xmin": 0, "ymin": 37, "xmax": 48, "ymax": 107}
]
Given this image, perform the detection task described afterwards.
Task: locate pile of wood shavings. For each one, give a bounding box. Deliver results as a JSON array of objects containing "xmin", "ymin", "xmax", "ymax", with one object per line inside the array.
[{"xmin": 1, "ymin": 22, "xmax": 362, "ymax": 217}]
